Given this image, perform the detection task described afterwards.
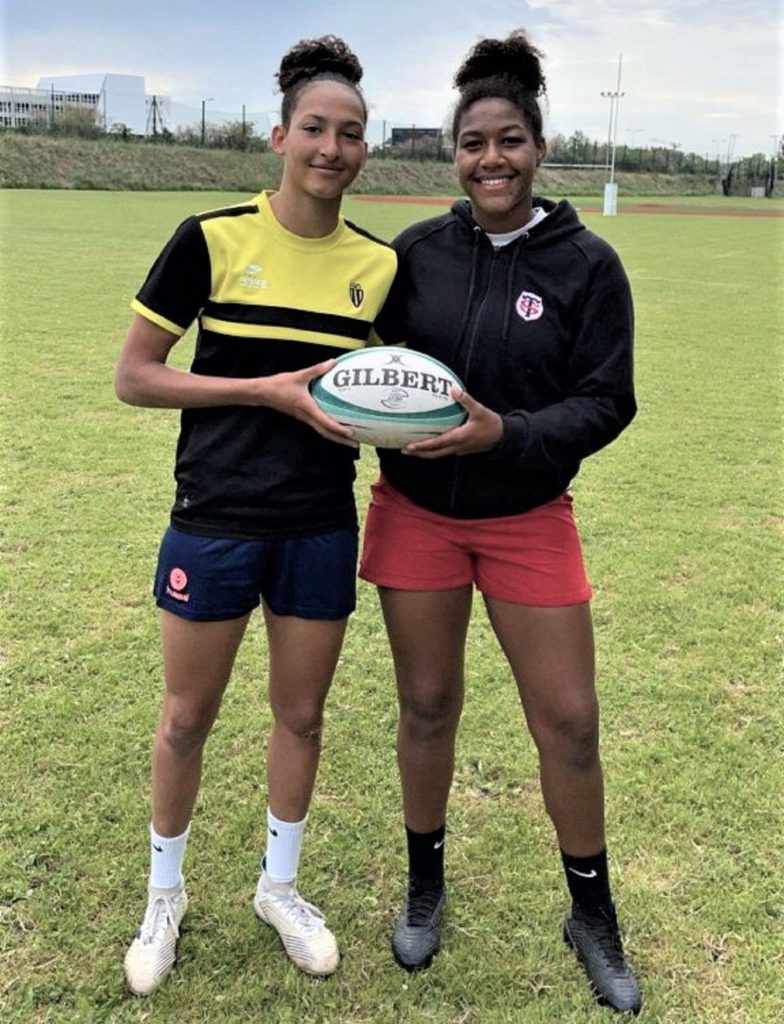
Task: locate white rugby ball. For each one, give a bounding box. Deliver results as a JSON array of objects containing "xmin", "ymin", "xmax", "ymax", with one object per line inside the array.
[{"xmin": 310, "ymin": 348, "xmax": 466, "ymax": 448}]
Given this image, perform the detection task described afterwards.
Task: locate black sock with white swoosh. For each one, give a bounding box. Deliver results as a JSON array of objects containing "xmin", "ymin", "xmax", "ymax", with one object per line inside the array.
[
  {"xmin": 560, "ymin": 847, "xmax": 613, "ymax": 916},
  {"xmin": 406, "ymin": 824, "xmax": 446, "ymax": 891}
]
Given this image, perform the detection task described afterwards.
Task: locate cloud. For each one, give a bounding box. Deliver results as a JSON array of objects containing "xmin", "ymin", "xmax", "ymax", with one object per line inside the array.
[{"xmin": 2, "ymin": 0, "xmax": 780, "ymax": 157}]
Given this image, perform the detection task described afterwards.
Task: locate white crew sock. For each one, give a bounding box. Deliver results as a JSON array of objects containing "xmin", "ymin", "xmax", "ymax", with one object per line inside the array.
[
  {"xmin": 149, "ymin": 823, "xmax": 190, "ymax": 891},
  {"xmin": 263, "ymin": 809, "xmax": 307, "ymax": 884}
]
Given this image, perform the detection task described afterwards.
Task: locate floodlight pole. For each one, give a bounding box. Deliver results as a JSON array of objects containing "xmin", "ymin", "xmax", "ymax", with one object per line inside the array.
[
  {"xmin": 600, "ymin": 54, "xmax": 624, "ymax": 215},
  {"xmin": 602, "ymin": 93, "xmax": 614, "ymax": 176}
]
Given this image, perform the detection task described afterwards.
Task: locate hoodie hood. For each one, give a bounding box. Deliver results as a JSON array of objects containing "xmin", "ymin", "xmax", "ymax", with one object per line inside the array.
[{"xmin": 450, "ymin": 196, "xmax": 587, "ymax": 249}]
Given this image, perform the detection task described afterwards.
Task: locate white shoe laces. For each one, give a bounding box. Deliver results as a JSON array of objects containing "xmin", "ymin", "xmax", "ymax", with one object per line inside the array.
[
  {"xmin": 139, "ymin": 894, "xmax": 182, "ymax": 945},
  {"xmin": 267, "ymin": 890, "xmax": 327, "ymax": 934}
]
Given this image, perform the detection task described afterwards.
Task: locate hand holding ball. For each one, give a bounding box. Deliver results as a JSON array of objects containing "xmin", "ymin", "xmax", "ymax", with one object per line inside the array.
[{"xmin": 310, "ymin": 348, "xmax": 467, "ymax": 449}]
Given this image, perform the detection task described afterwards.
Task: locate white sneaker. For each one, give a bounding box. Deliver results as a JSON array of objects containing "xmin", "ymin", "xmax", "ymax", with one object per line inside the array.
[
  {"xmin": 124, "ymin": 884, "xmax": 188, "ymax": 996},
  {"xmin": 254, "ymin": 871, "xmax": 339, "ymax": 976}
]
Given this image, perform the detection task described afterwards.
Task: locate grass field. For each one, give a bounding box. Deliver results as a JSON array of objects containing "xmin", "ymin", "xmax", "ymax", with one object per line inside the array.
[{"xmin": 1, "ymin": 190, "xmax": 782, "ymax": 1023}]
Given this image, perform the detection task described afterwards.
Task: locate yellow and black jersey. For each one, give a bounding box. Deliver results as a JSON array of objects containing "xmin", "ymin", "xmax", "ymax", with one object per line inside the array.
[{"xmin": 132, "ymin": 190, "xmax": 397, "ymax": 539}]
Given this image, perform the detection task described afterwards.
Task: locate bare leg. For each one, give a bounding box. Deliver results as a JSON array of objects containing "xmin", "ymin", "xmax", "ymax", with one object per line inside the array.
[
  {"xmin": 484, "ymin": 599, "xmax": 604, "ymax": 855},
  {"xmin": 262, "ymin": 604, "xmax": 347, "ymax": 822},
  {"xmin": 152, "ymin": 610, "xmax": 250, "ymax": 836},
  {"xmin": 379, "ymin": 587, "xmax": 473, "ymax": 832}
]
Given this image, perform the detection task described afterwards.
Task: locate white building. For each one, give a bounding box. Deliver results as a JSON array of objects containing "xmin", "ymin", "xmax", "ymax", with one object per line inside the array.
[
  {"xmin": 0, "ymin": 83, "xmax": 100, "ymax": 129},
  {"xmin": 37, "ymin": 74, "xmax": 149, "ymax": 134},
  {"xmin": 0, "ymin": 73, "xmax": 172, "ymax": 134},
  {"xmin": 0, "ymin": 74, "xmax": 287, "ymax": 140}
]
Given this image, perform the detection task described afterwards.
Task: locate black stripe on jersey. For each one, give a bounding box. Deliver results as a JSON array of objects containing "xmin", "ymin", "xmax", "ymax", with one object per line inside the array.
[
  {"xmin": 344, "ymin": 219, "xmax": 393, "ymax": 248},
  {"xmin": 198, "ymin": 204, "xmax": 259, "ymax": 222},
  {"xmin": 202, "ymin": 302, "xmax": 370, "ymax": 340}
]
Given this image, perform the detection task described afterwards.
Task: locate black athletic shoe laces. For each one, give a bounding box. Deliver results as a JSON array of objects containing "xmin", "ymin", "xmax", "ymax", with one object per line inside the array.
[
  {"xmin": 406, "ymin": 884, "xmax": 445, "ymax": 926},
  {"xmin": 583, "ymin": 907, "xmax": 627, "ymax": 967}
]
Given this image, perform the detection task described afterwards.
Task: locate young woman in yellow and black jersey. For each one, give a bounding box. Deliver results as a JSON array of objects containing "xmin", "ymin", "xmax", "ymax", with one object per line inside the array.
[{"xmin": 116, "ymin": 35, "xmax": 396, "ymax": 996}]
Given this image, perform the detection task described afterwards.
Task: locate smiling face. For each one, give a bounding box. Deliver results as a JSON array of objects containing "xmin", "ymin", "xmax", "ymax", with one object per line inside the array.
[
  {"xmin": 271, "ymin": 79, "xmax": 368, "ymax": 204},
  {"xmin": 454, "ymin": 97, "xmax": 546, "ymax": 233}
]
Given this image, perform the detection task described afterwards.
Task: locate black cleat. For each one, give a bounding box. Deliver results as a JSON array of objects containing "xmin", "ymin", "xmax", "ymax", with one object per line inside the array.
[
  {"xmin": 392, "ymin": 885, "xmax": 447, "ymax": 971},
  {"xmin": 564, "ymin": 903, "xmax": 642, "ymax": 1015}
]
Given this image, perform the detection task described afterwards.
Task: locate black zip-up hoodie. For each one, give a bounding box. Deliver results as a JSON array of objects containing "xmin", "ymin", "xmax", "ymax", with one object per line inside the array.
[{"xmin": 374, "ymin": 197, "xmax": 636, "ymax": 518}]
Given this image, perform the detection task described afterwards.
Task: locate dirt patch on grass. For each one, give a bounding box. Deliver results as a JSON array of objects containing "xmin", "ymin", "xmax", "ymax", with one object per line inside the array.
[
  {"xmin": 354, "ymin": 195, "xmax": 456, "ymax": 205},
  {"xmin": 354, "ymin": 195, "xmax": 784, "ymax": 217}
]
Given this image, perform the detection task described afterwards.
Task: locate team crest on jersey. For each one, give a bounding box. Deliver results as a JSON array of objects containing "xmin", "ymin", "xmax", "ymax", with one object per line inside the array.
[
  {"xmin": 515, "ymin": 290, "xmax": 544, "ymax": 322},
  {"xmin": 349, "ymin": 281, "xmax": 364, "ymax": 308}
]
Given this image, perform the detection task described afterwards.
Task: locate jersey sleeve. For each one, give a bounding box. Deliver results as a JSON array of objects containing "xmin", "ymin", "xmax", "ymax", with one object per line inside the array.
[{"xmin": 131, "ymin": 216, "xmax": 212, "ymax": 336}]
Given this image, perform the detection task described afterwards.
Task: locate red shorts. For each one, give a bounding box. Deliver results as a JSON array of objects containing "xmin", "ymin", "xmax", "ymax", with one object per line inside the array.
[{"xmin": 359, "ymin": 477, "xmax": 592, "ymax": 607}]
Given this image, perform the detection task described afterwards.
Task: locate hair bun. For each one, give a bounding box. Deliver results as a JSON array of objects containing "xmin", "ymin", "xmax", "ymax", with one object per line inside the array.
[
  {"xmin": 454, "ymin": 29, "xmax": 546, "ymax": 95},
  {"xmin": 277, "ymin": 35, "xmax": 363, "ymax": 93}
]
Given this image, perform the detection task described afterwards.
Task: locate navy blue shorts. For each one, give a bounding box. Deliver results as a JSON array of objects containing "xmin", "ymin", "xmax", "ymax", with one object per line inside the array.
[{"xmin": 153, "ymin": 526, "xmax": 358, "ymax": 622}]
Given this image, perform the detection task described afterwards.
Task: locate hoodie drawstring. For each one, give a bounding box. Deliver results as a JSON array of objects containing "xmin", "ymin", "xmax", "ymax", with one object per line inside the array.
[
  {"xmin": 501, "ymin": 236, "xmax": 526, "ymax": 343},
  {"xmin": 450, "ymin": 225, "xmax": 482, "ymax": 368}
]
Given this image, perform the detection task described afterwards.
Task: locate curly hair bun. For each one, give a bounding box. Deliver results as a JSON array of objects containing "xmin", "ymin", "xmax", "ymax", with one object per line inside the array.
[
  {"xmin": 277, "ymin": 35, "xmax": 363, "ymax": 93},
  {"xmin": 454, "ymin": 29, "xmax": 546, "ymax": 95}
]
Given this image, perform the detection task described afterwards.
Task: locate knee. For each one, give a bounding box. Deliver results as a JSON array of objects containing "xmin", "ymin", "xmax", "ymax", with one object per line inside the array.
[
  {"xmin": 272, "ymin": 700, "xmax": 324, "ymax": 742},
  {"xmin": 400, "ymin": 685, "xmax": 461, "ymax": 743},
  {"xmin": 534, "ymin": 703, "xmax": 600, "ymax": 771},
  {"xmin": 159, "ymin": 702, "xmax": 218, "ymax": 755}
]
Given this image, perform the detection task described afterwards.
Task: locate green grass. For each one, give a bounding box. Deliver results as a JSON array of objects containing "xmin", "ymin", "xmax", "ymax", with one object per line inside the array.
[{"xmin": 1, "ymin": 190, "xmax": 782, "ymax": 1023}]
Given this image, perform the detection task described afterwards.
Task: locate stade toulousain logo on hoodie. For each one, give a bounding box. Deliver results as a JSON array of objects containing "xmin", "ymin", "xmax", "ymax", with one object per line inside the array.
[{"xmin": 515, "ymin": 290, "xmax": 544, "ymax": 322}]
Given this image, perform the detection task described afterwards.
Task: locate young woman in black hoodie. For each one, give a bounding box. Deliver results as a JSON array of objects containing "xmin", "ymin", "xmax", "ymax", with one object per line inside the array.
[{"xmin": 359, "ymin": 29, "xmax": 641, "ymax": 1015}]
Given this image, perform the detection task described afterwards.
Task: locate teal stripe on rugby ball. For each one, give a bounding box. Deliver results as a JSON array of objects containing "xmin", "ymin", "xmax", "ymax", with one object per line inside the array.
[{"xmin": 310, "ymin": 383, "xmax": 464, "ymax": 425}]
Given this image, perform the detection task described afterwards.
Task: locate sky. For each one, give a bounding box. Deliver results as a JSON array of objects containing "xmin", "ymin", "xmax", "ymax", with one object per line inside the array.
[{"xmin": 1, "ymin": 0, "xmax": 782, "ymax": 160}]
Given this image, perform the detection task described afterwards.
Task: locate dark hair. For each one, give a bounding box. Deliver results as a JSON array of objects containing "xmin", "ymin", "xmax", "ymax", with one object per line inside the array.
[
  {"xmin": 276, "ymin": 35, "xmax": 367, "ymax": 127},
  {"xmin": 451, "ymin": 29, "xmax": 546, "ymax": 145}
]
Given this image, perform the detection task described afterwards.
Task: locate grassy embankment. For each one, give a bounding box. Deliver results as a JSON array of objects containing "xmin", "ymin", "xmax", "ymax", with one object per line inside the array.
[{"xmin": 0, "ymin": 132, "xmax": 733, "ymax": 196}]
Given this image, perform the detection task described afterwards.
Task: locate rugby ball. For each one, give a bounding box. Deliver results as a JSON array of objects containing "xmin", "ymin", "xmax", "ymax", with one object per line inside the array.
[{"xmin": 311, "ymin": 348, "xmax": 467, "ymax": 448}]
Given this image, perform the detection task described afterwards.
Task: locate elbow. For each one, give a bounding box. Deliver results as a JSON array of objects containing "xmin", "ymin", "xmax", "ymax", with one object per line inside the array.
[{"xmin": 114, "ymin": 364, "xmax": 142, "ymax": 405}]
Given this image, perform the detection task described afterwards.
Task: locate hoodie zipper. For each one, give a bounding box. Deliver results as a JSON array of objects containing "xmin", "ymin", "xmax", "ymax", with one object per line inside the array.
[{"xmin": 448, "ymin": 229, "xmax": 529, "ymax": 514}]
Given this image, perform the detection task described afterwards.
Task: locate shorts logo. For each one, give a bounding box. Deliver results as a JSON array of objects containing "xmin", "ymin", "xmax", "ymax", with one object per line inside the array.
[
  {"xmin": 349, "ymin": 281, "xmax": 364, "ymax": 308},
  {"xmin": 515, "ymin": 290, "xmax": 544, "ymax": 322},
  {"xmin": 166, "ymin": 567, "xmax": 190, "ymax": 602}
]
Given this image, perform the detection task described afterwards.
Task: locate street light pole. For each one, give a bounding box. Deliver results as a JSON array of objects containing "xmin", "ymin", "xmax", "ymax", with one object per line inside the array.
[
  {"xmin": 201, "ymin": 97, "xmax": 213, "ymax": 146},
  {"xmin": 626, "ymin": 127, "xmax": 642, "ymax": 148},
  {"xmin": 711, "ymin": 137, "xmax": 726, "ymax": 172}
]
